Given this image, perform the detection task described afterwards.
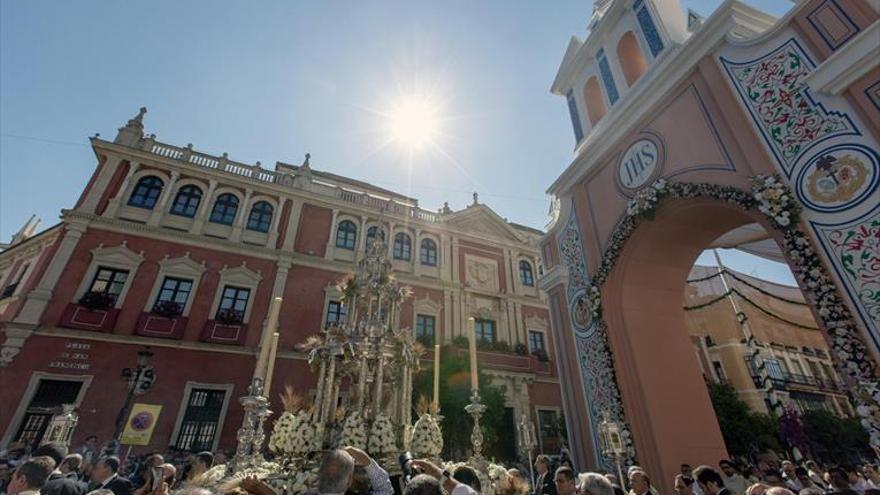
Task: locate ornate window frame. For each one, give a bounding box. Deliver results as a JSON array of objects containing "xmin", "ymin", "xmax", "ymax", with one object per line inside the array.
[
  {"xmin": 119, "ymin": 169, "xmax": 171, "ymax": 222},
  {"xmin": 143, "ymin": 253, "xmax": 207, "ymax": 317},
  {"xmin": 322, "ymin": 283, "xmax": 345, "ymax": 327},
  {"xmin": 208, "ymin": 263, "xmax": 262, "ymax": 323},
  {"xmin": 0, "ymin": 372, "xmax": 93, "ymax": 448},
  {"xmin": 74, "ymin": 243, "xmax": 145, "ymax": 309},
  {"xmin": 413, "ymin": 295, "xmax": 442, "ymax": 342},
  {"xmin": 167, "ymin": 178, "xmax": 207, "ymax": 217}
]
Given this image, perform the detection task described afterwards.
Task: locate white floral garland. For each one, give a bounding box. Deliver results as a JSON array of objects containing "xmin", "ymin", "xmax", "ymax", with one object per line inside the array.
[{"xmin": 585, "ymin": 174, "xmax": 880, "ymax": 459}]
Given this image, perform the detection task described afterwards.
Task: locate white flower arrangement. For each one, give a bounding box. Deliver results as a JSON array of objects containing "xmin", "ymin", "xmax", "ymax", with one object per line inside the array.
[
  {"xmin": 268, "ymin": 410, "xmax": 319, "ymax": 459},
  {"xmin": 340, "ymin": 412, "xmax": 368, "ymax": 451},
  {"xmin": 410, "ymin": 414, "xmax": 443, "ymax": 458},
  {"xmin": 587, "ymin": 285, "xmax": 602, "ymax": 320},
  {"xmin": 750, "ymin": 174, "xmax": 800, "ymax": 229},
  {"xmin": 368, "ymin": 413, "xmax": 398, "ymax": 455}
]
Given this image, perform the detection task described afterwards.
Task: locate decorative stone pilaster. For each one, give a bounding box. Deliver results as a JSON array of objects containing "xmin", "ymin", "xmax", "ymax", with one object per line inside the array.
[
  {"xmin": 325, "ymin": 209, "xmax": 339, "ymax": 260},
  {"xmin": 103, "ymin": 162, "xmax": 140, "ymax": 218},
  {"xmin": 231, "ymin": 189, "xmax": 253, "ymax": 241},
  {"xmin": 148, "ymin": 171, "xmax": 180, "ymax": 226},
  {"xmin": 192, "ymin": 179, "xmax": 218, "ymax": 235}
]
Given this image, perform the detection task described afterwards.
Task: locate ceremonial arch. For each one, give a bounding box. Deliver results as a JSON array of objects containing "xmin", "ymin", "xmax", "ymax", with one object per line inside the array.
[{"xmin": 539, "ymin": 0, "xmax": 879, "ymax": 488}]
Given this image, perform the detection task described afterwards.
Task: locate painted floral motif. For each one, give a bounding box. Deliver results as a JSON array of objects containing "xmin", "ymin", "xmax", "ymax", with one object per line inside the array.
[
  {"xmin": 558, "ymin": 212, "xmax": 589, "ymax": 298},
  {"xmin": 824, "ymin": 213, "xmax": 880, "ymax": 336},
  {"xmin": 721, "ymin": 39, "xmax": 856, "ymax": 174}
]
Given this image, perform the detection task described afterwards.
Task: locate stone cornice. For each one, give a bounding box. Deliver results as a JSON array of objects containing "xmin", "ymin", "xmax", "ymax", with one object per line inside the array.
[{"xmin": 802, "ymin": 21, "xmax": 880, "ymax": 96}]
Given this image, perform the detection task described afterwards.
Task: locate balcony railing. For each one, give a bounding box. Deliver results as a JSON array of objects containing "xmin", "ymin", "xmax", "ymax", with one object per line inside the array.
[
  {"xmin": 750, "ymin": 372, "xmax": 843, "ymax": 392},
  {"xmin": 131, "ymin": 136, "xmax": 441, "ymax": 223}
]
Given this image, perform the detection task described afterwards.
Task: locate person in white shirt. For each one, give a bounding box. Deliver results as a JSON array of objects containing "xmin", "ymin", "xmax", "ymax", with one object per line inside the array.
[
  {"xmin": 7, "ymin": 457, "xmax": 55, "ymax": 495},
  {"xmin": 863, "ymin": 465, "xmax": 880, "ymax": 489}
]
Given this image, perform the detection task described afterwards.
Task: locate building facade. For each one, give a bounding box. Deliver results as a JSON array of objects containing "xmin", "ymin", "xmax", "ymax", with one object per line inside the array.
[
  {"xmin": 685, "ymin": 265, "xmax": 853, "ymax": 418},
  {"xmin": 0, "ymin": 110, "xmax": 563, "ymax": 459},
  {"xmin": 539, "ymin": 0, "xmax": 878, "ymax": 487}
]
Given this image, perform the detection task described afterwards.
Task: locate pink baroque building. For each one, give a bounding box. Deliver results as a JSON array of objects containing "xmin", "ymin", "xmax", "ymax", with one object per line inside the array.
[
  {"xmin": 0, "ymin": 109, "xmax": 564, "ymax": 459},
  {"xmin": 539, "ymin": 0, "xmax": 878, "ymax": 487}
]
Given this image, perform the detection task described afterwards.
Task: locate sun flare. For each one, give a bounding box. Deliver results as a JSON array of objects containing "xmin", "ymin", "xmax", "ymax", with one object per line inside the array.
[{"xmin": 386, "ymin": 96, "xmax": 441, "ymax": 150}]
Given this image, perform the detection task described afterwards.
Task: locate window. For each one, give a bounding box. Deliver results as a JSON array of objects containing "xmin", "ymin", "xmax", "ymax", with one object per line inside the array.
[
  {"xmin": 209, "ymin": 193, "xmax": 239, "ymax": 225},
  {"xmin": 597, "ymin": 48, "xmax": 619, "ymax": 105},
  {"xmin": 246, "ymin": 201, "xmax": 274, "ymax": 233},
  {"xmin": 87, "ymin": 267, "xmax": 130, "ymax": 304},
  {"xmin": 365, "ymin": 226, "xmax": 385, "ymax": 251},
  {"xmin": 153, "ymin": 277, "xmax": 193, "ymax": 316},
  {"xmin": 326, "ymin": 301, "xmax": 347, "ymax": 326},
  {"xmin": 566, "ymin": 89, "xmax": 584, "ymax": 143},
  {"xmin": 475, "ymin": 319, "xmax": 496, "ymax": 343},
  {"xmin": 416, "ymin": 315, "xmax": 436, "ymax": 345},
  {"xmin": 712, "ymin": 361, "xmax": 727, "ymax": 381},
  {"xmin": 519, "ymin": 260, "xmax": 535, "ymax": 286},
  {"xmin": 216, "ymin": 286, "xmax": 250, "ymax": 324},
  {"xmin": 764, "ymin": 358, "xmax": 785, "ymax": 381},
  {"xmin": 174, "ymin": 388, "xmax": 226, "ymax": 451},
  {"xmin": 127, "ymin": 176, "xmax": 164, "ymax": 209},
  {"xmin": 538, "ymin": 409, "xmax": 559, "ymax": 439},
  {"xmin": 13, "ymin": 380, "xmax": 83, "ymax": 449},
  {"xmin": 0, "ymin": 263, "xmax": 29, "ymax": 299},
  {"xmin": 634, "ymin": 0, "xmax": 664, "ymax": 57},
  {"xmin": 393, "ymin": 233, "xmax": 412, "ymax": 261},
  {"xmin": 528, "ymin": 330, "xmax": 545, "ymax": 352},
  {"xmin": 170, "ymin": 185, "xmax": 202, "ymax": 218},
  {"xmin": 335, "ymin": 220, "xmax": 358, "ymax": 250},
  {"xmin": 420, "ymin": 239, "xmax": 437, "ymax": 266}
]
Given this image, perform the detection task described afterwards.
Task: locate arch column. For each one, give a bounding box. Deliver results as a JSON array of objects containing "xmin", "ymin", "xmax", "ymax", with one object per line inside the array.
[
  {"xmin": 231, "ymin": 188, "xmax": 253, "ymax": 241},
  {"xmin": 104, "ymin": 162, "xmax": 140, "ymax": 217}
]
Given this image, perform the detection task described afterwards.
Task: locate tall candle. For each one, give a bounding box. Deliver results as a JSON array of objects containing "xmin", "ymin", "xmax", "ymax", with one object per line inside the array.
[
  {"xmin": 468, "ymin": 317, "xmax": 478, "ymax": 391},
  {"xmin": 254, "ymin": 296, "xmax": 283, "ymax": 380},
  {"xmin": 263, "ymin": 332, "xmax": 280, "ymax": 396},
  {"xmin": 433, "ymin": 344, "xmax": 441, "ymax": 407}
]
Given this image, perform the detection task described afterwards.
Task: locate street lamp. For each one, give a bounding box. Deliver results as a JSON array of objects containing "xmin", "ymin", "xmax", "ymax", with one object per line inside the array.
[
  {"xmin": 113, "ymin": 347, "xmax": 155, "ymax": 443},
  {"xmin": 598, "ymin": 411, "xmax": 626, "ymax": 491}
]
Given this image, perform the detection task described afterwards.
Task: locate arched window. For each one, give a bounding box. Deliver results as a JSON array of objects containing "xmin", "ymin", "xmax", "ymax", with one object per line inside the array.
[
  {"xmin": 365, "ymin": 226, "xmax": 385, "ymax": 251},
  {"xmin": 246, "ymin": 201, "xmax": 274, "ymax": 232},
  {"xmin": 519, "ymin": 260, "xmax": 535, "ymax": 286},
  {"xmin": 420, "ymin": 238, "xmax": 438, "ymax": 266},
  {"xmin": 617, "ymin": 31, "xmax": 647, "ymax": 87},
  {"xmin": 127, "ymin": 176, "xmax": 164, "ymax": 209},
  {"xmin": 169, "ymin": 185, "xmax": 203, "ymax": 218},
  {"xmin": 209, "ymin": 193, "xmax": 239, "ymax": 225},
  {"xmin": 584, "ymin": 77, "xmax": 607, "ymax": 126},
  {"xmin": 393, "ymin": 233, "xmax": 412, "ymax": 261},
  {"xmin": 335, "ymin": 220, "xmax": 358, "ymax": 250}
]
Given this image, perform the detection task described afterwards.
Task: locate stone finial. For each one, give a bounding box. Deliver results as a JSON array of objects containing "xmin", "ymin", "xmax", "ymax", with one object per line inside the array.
[
  {"xmin": 302, "ymin": 153, "xmax": 312, "ymax": 170},
  {"xmin": 442, "ymin": 202, "xmax": 452, "ymax": 214},
  {"xmin": 128, "ymin": 107, "xmax": 147, "ymax": 128},
  {"xmin": 472, "ymin": 192, "xmax": 479, "ymax": 206}
]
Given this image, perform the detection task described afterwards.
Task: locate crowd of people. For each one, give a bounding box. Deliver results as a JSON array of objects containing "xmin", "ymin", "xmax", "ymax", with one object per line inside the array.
[{"xmin": 1, "ymin": 439, "xmax": 879, "ymax": 495}]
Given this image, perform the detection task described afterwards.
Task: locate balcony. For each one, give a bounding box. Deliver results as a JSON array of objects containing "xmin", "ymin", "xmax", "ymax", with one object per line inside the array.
[
  {"xmin": 59, "ymin": 302, "xmax": 119, "ymax": 333},
  {"xmin": 200, "ymin": 310, "xmax": 247, "ymax": 345},
  {"xmin": 750, "ymin": 372, "xmax": 843, "ymax": 392},
  {"xmin": 134, "ymin": 311, "xmax": 187, "ymax": 340}
]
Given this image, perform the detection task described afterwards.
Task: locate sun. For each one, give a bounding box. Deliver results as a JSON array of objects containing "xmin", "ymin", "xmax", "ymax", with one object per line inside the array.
[{"xmin": 386, "ymin": 95, "xmax": 441, "ymax": 150}]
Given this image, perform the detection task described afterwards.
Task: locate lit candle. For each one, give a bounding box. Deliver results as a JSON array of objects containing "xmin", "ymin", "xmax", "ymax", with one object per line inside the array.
[
  {"xmin": 254, "ymin": 296, "xmax": 283, "ymax": 380},
  {"xmin": 263, "ymin": 332, "xmax": 280, "ymax": 396},
  {"xmin": 468, "ymin": 317, "xmax": 478, "ymax": 391},
  {"xmin": 433, "ymin": 344, "xmax": 441, "ymax": 408}
]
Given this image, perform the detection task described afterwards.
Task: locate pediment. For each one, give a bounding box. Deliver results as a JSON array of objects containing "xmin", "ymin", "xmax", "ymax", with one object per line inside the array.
[{"xmin": 444, "ymin": 206, "xmax": 525, "ymax": 243}]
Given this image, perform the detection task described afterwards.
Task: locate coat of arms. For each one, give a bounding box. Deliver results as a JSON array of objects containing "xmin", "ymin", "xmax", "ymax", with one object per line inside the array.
[{"xmin": 806, "ymin": 153, "xmax": 869, "ymax": 204}]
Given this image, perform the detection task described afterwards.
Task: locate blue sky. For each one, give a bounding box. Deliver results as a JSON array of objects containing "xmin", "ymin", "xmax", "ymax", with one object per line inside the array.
[{"xmin": 0, "ymin": 0, "xmax": 794, "ymax": 284}]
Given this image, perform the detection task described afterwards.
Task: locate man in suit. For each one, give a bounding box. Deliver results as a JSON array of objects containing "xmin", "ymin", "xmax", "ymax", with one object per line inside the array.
[
  {"xmin": 42, "ymin": 454, "xmax": 87, "ymax": 495},
  {"xmin": 694, "ymin": 466, "xmax": 732, "ymax": 495},
  {"xmin": 534, "ymin": 455, "xmax": 557, "ymax": 495},
  {"xmin": 6, "ymin": 457, "xmax": 55, "ymax": 495},
  {"xmin": 89, "ymin": 457, "xmax": 133, "ymax": 495}
]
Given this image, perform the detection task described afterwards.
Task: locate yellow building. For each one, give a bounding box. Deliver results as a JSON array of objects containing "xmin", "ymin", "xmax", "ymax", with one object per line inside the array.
[{"xmin": 685, "ymin": 263, "xmax": 853, "ymax": 418}]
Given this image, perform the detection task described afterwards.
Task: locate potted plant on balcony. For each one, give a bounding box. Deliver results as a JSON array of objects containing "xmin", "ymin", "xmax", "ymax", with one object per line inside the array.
[
  {"xmin": 78, "ymin": 291, "xmax": 115, "ymax": 311},
  {"xmin": 216, "ymin": 308, "xmax": 244, "ymax": 325},
  {"xmin": 514, "ymin": 343, "xmax": 529, "ymax": 356},
  {"xmin": 532, "ymin": 348, "xmax": 550, "ymax": 362},
  {"xmin": 152, "ymin": 300, "xmax": 183, "ymax": 318}
]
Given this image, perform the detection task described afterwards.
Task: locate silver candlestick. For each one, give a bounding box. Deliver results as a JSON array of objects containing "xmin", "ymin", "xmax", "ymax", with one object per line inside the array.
[
  {"xmin": 464, "ymin": 389, "xmax": 488, "ymax": 471},
  {"xmin": 228, "ymin": 377, "xmax": 270, "ymax": 474}
]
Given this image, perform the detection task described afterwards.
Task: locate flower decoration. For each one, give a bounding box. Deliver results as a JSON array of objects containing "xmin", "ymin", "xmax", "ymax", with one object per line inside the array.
[
  {"xmin": 368, "ymin": 413, "xmax": 397, "ymax": 455},
  {"xmin": 340, "ymin": 412, "xmax": 368, "ymax": 451},
  {"xmin": 410, "ymin": 413, "xmax": 443, "ymax": 458}
]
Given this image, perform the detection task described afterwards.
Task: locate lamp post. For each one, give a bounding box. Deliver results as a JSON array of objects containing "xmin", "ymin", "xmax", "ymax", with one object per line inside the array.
[
  {"xmin": 113, "ymin": 348, "xmax": 155, "ymax": 443},
  {"xmin": 598, "ymin": 411, "xmax": 626, "ymax": 491}
]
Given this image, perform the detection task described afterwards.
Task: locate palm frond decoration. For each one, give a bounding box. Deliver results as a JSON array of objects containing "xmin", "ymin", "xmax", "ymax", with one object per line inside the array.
[{"xmin": 279, "ymin": 385, "xmax": 303, "ymax": 413}]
